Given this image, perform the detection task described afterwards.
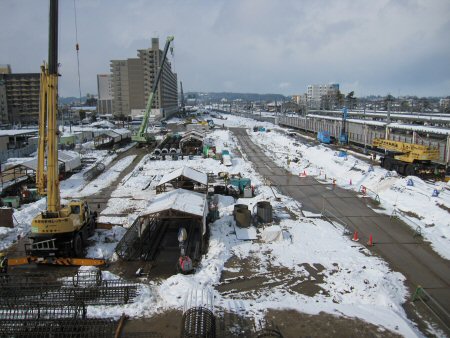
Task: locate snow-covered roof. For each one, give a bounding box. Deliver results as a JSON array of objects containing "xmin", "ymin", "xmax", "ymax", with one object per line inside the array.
[
  {"xmin": 306, "ymin": 114, "xmax": 450, "ymax": 132},
  {"xmin": 113, "ymin": 128, "xmax": 131, "ymax": 136},
  {"xmin": 184, "ymin": 130, "xmax": 205, "ymax": 138},
  {"xmin": 141, "ymin": 189, "xmax": 207, "ymax": 217},
  {"xmin": 157, "ymin": 166, "xmax": 208, "ymax": 186},
  {"xmin": 0, "ymin": 129, "xmax": 38, "ymax": 137},
  {"xmin": 19, "ymin": 150, "xmax": 81, "ymax": 172},
  {"xmin": 180, "ymin": 134, "xmax": 203, "ymax": 143},
  {"xmin": 388, "ymin": 123, "xmax": 450, "ymax": 136},
  {"xmin": 90, "ymin": 120, "xmax": 116, "ymax": 129}
]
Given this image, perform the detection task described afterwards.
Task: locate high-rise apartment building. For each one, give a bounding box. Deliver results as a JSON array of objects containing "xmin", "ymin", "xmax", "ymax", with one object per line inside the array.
[
  {"xmin": 307, "ymin": 83, "xmax": 339, "ymax": 109},
  {"xmin": 0, "ymin": 65, "xmax": 40, "ymax": 124},
  {"xmin": 110, "ymin": 37, "xmax": 178, "ymax": 119},
  {"xmin": 97, "ymin": 74, "xmax": 113, "ymax": 114}
]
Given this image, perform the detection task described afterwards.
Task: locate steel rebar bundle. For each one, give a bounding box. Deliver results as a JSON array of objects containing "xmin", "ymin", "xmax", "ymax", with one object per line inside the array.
[
  {"xmin": 0, "ymin": 280, "xmax": 138, "ymax": 306},
  {"xmin": 0, "ymin": 303, "xmax": 86, "ymax": 321},
  {"xmin": 0, "ymin": 317, "xmax": 117, "ymax": 337}
]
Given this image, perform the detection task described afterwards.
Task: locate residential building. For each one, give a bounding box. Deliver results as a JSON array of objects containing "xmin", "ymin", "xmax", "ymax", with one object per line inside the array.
[
  {"xmin": 0, "ymin": 67, "xmax": 40, "ymax": 124},
  {"xmin": 97, "ymin": 74, "xmax": 113, "ymax": 115},
  {"xmin": 440, "ymin": 98, "xmax": 450, "ymax": 112},
  {"xmin": 110, "ymin": 37, "xmax": 178, "ymax": 119},
  {"xmin": 307, "ymin": 83, "xmax": 339, "ymax": 109},
  {"xmin": 0, "ymin": 64, "xmax": 12, "ymax": 74}
]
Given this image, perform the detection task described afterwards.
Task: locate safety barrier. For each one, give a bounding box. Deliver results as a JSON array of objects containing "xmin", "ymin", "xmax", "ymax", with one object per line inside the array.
[
  {"xmin": 321, "ymin": 207, "xmax": 352, "ymax": 236},
  {"xmin": 391, "ymin": 208, "xmax": 425, "ymax": 240},
  {"xmin": 413, "ymin": 286, "xmax": 450, "ymax": 332}
]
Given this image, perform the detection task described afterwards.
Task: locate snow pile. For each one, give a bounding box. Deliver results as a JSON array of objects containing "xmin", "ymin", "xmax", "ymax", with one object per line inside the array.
[
  {"xmin": 74, "ymin": 155, "xmax": 137, "ymax": 197},
  {"xmin": 85, "ymin": 226, "xmax": 127, "ymax": 260},
  {"xmin": 214, "ymin": 113, "xmax": 449, "ymax": 260}
]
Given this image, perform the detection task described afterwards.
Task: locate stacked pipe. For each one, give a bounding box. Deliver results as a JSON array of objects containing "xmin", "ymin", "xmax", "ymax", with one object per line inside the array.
[{"xmin": 83, "ymin": 162, "xmax": 106, "ymax": 181}]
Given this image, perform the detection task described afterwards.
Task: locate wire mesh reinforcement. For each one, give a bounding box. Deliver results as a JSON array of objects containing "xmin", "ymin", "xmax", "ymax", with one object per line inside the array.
[
  {"xmin": 0, "ymin": 317, "xmax": 117, "ymax": 337},
  {"xmin": 181, "ymin": 307, "xmax": 216, "ymax": 338},
  {"xmin": 72, "ymin": 269, "xmax": 103, "ymax": 286},
  {"xmin": 0, "ymin": 281, "xmax": 138, "ymax": 306},
  {"xmin": 0, "ymin": 303, "xmax": 86, "ymax": 320}
]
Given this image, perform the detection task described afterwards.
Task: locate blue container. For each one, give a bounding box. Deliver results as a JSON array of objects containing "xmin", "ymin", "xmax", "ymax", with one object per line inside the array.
[{"xmin": 317, "ymin": 131, "xmax": 331, "ymax": 144}]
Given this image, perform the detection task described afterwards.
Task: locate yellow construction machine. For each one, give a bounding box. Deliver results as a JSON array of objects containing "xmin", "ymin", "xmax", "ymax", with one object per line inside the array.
[
  {"xmin": 372, "ymin": 138, "xmax": 446, "ymax": 179},
  {"xmin": 28, "ymin": 0, "xmax": 96, "ymax": 258}
]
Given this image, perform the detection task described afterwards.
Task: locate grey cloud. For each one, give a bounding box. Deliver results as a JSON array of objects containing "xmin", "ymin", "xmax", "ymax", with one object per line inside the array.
[{"xmin": 0, "ymin": 0, "xmax": 449, "ymax": 97}]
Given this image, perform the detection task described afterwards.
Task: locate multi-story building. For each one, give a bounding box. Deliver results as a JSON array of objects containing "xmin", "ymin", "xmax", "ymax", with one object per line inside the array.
[
  {"xmin": 0, "ymin": 64, "xmax": 11, "ymax": 75},
  {"xmin": 307, "ymin": 83, "xmax": 339, "ymax": 109},
  {"xmin": 110, "ymin": 38, "xmax": 178, "ymax": 119},
  {"xmin": 97, "ymin": 74, "xmax": 113, "ymax": 115},
  {"xmin": 0, "ymin": 65, "xmax": 40, "ymax": 124}
]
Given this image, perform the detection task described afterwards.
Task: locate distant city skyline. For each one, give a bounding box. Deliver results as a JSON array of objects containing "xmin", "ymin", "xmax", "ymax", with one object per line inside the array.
[{"xmin": 1, "ymin": 0, "xmax": 449, "ymax": 97}]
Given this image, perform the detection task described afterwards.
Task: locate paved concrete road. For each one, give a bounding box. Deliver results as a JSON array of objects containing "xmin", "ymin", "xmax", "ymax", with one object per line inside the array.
[{"xmin": 231, "ymin": 127, "xmax": 450, "ymax": 329}]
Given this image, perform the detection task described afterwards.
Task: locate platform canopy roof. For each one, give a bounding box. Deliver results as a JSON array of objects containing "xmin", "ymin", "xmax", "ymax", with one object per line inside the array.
[
  {"xmin": 141, "ymin": 189, "xmax": 207, "ymax": 218},
  {"xmin": 157, "ymin": 166, "xmax": 208, "ymax": 187}
]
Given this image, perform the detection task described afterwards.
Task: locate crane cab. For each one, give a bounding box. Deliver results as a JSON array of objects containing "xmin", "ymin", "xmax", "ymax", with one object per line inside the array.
[{"xmin": 29, "ymin": 200, "xmax": 96, "ymax": 257}]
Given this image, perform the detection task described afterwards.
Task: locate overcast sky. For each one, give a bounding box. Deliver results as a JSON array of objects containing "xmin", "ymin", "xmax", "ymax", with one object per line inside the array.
[{"xmin": 1, "ymin": 0, "xmax": 449, "ymax": 97}]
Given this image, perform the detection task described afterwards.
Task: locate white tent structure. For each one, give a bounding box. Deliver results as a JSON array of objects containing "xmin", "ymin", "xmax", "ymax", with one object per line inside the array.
[{"xmin": 156, "ymin": 166, "xmax": 208, "ymax": 193}]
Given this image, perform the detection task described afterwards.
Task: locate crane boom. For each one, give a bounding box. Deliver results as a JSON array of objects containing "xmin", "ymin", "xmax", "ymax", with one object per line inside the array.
[
  {"xmin": 133, "ymin": 36, "xmax": 174, "ymax": 144},
  {"xmin": 46, "ymin": 0, "xmax": 60, "ymax": 213},
  {"xmin": 372, "ymin": 138, "xmax": 440, "ymax": 163},
  {"xmin": 36, "ymin": 65, "xmax": 48, "ymax": 196}
]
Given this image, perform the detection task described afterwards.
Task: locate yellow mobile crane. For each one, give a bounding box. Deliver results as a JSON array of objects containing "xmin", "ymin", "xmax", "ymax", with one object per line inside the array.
[
  {"xmin": 372, "ymin": 138, "xmax": 446, "ymax": 179},
  {"xmin": 28, "ymin": 0, "xmax": 96, "ymax": 258}
]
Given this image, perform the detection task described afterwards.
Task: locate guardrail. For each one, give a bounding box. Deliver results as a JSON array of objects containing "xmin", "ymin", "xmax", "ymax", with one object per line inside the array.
[
  {"xmin": 390, "ymin": 208, "xmax": 424, "ymax": 239},
  {"xmin": 321, "ymin": 207, "xmax": 352, "ymax": 236},
  {"xmin": 413, "ymin": 286, "xmax": 450, "ymax": 332}
]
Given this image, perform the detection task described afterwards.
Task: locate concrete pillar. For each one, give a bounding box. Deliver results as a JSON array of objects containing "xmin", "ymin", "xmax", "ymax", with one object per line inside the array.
[
  {"xmin": 412, "ymin": 131, "xmax": 417, "ymax": 144},
  {"xmin": 364, "ymin": 124, "xmax": 368, "ymax": 148},
  {"xmin": 446, "ymin": 135, "xmax": 450, "ymax": 164}
]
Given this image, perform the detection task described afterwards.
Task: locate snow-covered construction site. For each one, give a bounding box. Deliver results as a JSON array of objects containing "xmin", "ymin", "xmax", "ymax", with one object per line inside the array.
[{"xmin": 1, "ymin": 112, "xmax": 450, "ymax": 337}]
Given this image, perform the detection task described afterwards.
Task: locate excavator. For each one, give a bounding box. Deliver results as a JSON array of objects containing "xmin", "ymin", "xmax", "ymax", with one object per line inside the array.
[
  {"xmin": 25, "ymin": 0, "xmax": 97, "ymax": 260},
  {"xmin": 372, "ymin": 138, "xmax": 446, "ymax": 179},
  {"xmin": 132, "ymin": 36, "xmax": 174, "ymax": 146}
]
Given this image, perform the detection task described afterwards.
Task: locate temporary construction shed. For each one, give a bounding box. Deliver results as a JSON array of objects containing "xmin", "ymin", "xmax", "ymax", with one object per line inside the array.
[
  {"xmin": 115, "ymin": 189, "xmax": 208, "ymax": 267},
  {"xmin": 94, "ymin": 129, "xmax": 131, "ymax": 149},
  {"xmin": 180, "ymin": 133, "xmax": 203, "ymax": 155},
  {"xmin": 156, "ymin": 166, "xmax": 208, "ymax": 194}
]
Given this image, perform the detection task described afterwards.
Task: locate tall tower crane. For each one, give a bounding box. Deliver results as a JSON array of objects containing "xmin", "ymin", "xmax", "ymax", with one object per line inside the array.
[{"xmin": 29, "ymin": 0, "xmax": 96, "ymax": 258}]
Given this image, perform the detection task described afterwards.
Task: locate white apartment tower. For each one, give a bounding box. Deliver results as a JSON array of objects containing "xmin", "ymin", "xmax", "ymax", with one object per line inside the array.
[
  {"xmin": 307, "ymin": 83, "xmax": 339, "ymax": 109},
  {"xmin": 97, "ymin": 74, "xmax": 113, "ymax": 115},
  {"xmin": 110, "ymin": 38, "xmax": 178, "ymax": 119}
]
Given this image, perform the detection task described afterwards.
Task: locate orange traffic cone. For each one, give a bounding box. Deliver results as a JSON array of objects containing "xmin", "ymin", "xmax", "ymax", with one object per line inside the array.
[
  {"xmin": 367, "ymin": 234, "xmax": 373, "ymax": 246},
  {"xmin": 352, "ymin": 231, "xmax": 359, "ymax": 242}
]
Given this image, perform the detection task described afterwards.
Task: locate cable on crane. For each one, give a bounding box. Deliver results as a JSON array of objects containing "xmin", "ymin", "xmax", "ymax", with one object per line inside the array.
[{"xmin": 73, "ymin": 0, "xmax": 82, "ymax": 107}]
